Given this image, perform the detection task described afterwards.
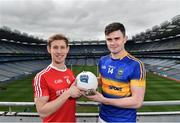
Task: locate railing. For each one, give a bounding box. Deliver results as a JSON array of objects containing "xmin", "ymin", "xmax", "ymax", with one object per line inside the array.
[
  {"xmin": 1, "ymin": 100, "xmax": 180, "ymax": 110},
  {"xmin": 1, "ymin": 101, "xmax": 180, "ymax": 122}
]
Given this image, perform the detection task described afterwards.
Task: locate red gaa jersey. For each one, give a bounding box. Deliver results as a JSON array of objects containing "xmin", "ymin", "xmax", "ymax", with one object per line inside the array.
[{"xmin": 33, "ymin": 64, "xmax": 76, "ymax": 122}]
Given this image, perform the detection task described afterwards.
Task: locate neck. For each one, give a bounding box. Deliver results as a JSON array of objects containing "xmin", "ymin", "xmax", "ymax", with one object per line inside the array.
[
  {"xmin": 111, "ymin": 49, "xmax": 127, "ymax": 59},
  {"xmin": 51, "ymin": 62, "xmax": 66, "ymax": 70}
]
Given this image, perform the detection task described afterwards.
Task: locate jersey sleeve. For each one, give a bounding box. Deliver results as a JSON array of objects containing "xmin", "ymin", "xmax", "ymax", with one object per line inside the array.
[
  {"xmin": 98, "ymin": 57, "xmax": 102, "ymax": 77},
  {"xmin": 98, "ymin": 57, "xmax": 103, "ymax": 85},
  {"xmin": 33, "ymin": 74, "xmax": 49, "ymax": 98},
  {"xmin": 130, "ymin": 61, "xmax": 146, "ymax": 87}
]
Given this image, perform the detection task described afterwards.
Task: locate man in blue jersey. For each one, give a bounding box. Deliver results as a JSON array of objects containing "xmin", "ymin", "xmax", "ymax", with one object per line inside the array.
[{"xmin": 86, "ymin": 22, "xmax": 146, "ymax": 122}]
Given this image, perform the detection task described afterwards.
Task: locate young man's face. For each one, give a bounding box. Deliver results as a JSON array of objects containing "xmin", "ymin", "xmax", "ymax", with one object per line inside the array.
[
  {"xmin": 47, "ymin": 40, "xmax": 69, "ymax": 65},
  {"xmin": 105, "ymin": 30, "xmax": 127, "ymax": 54}
]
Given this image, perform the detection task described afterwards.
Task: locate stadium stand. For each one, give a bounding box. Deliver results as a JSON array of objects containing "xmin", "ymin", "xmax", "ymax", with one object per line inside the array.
[
  {"xmin": 127, "ymin": 14, "xmax": 180, "ymax": 81},
  {"xmin": 0, "ymin": 14, "xmax": 180, "ymax": 82},
  {"xmin": 0, "ymin": 27, "xmax": 50, "ymax": 83}
]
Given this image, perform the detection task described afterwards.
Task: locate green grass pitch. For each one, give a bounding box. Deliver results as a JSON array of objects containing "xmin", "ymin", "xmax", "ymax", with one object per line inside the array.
[{"xmin": 0, "ymin": 65, "xmax": 180, "ymax": 113}]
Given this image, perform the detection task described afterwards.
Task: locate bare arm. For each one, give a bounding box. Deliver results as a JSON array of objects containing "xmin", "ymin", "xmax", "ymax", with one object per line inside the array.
[
  {"xmin": 97, "ymin": 77, "xmax": 102, "ymax": 86},
  {"xmin": 86, "ymin": 86, "xmax": 145, "ymax": 109},
  {"xmin": 35, "ymin": 85, "xmax": 81, "ymax": 118}
]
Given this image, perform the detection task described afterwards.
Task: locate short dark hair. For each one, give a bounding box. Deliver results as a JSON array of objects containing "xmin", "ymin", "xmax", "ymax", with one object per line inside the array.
[
  {"xmin": 48, "ymin": 33, "xmax": 69, "ymax": 47},
  {"xmin": 105, "ymin": 22, "xmax": 126, "ymax": 36}
]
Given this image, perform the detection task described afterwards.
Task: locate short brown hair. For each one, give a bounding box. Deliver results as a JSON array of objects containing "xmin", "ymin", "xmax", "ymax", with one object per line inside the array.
[
  {"xmin": 48, "ymin": 33, "xmax": 69, "ymax": 47},
  {"xmin": 105, "ymin": 22, "xmax": 126, "ymax": 36}
]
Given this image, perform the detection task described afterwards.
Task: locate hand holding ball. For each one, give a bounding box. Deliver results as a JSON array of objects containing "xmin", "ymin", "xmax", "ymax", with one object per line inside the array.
[{"xmin": 76, "ymin": 71, "xmax": 98, "ymax": 96}]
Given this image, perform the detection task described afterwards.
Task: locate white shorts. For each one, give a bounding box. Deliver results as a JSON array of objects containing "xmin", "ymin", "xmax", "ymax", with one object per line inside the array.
[{"xmin": 98, "ymin": 116, "xmax": 107, "ymax": 123}]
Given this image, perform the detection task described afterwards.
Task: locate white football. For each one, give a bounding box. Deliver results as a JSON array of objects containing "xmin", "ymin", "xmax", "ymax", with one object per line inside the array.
[{"xmin": 76, "ymin": 71, "xmax": 98, "ymax": 90}]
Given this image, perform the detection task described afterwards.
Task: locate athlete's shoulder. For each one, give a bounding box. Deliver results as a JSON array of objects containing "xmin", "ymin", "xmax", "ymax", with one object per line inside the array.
[
  {"xmin": 126, "ymin": 54, "xmax": 146, "ymax": 76},
  {"xmin": 100, "ymin": 55, "xmax": 110, "ymax": 61},
  {"xmin": 127, "ymin": 54, "xmax": 144, "ymax": 64},
  {"xmin": 35, "ymin": 65, "xmax": 52, "ymax": 78}
]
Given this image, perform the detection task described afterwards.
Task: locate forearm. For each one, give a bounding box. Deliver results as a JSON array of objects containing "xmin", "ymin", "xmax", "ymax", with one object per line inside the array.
[
  {"xmin": 36, "ymin": 91, "xmax": 70, "ymax": 118},
  {"xmin": 102, "ymin": 96, "xmax": 143, "ymax": 109}
]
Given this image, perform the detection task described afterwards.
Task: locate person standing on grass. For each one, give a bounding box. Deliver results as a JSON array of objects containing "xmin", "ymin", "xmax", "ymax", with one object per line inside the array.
[{"xmin": 32, "ymin": 33, "xmax": 82, "ymax": 122}]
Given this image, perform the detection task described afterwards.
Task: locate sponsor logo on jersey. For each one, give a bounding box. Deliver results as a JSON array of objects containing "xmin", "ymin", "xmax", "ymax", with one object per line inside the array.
[
  {"xmin": 54, "ymin": 79, "xmax": 63, "ymax": 84},
  {"xmin": 109, "ymin": 85, "xmax": 122, "ymax": 91},
  {"xmin": 56, "ymin": 88, "xmax": 69, "ymax": 96}
]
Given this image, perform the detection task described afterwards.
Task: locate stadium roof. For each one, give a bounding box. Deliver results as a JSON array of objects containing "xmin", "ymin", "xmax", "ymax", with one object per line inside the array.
[
  {"xmin": 69, "ymin": 40, "xmax": 106, "ymax": 45},
  {"xmin": 0, "ymin": 27, "xmax": 46, "ymax": 45},
  {"xmin": 132, "ymin": 14, "xmax": 180, "ymax": 43},
  {"xmin": 0, "ymin": 26, "xmax": 107, "ymax": 46},
  {"xmin": 1, "ymin": 15, "xmax": 180, "ymax": 45}
]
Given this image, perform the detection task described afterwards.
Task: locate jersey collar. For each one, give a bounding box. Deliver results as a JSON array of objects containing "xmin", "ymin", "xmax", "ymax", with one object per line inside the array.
[
  {"xmin": 110, "ymin": 51, "xmax": 128, "ymax": 60},
  {"xmin": 50, "ymin": 64, "xmax": 67, "ymax": 72}
]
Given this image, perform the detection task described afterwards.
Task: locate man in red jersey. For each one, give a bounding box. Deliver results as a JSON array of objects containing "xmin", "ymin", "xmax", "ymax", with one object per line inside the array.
[{"xmin": 32, "ymin": 34, "xmax": 82, "ymax": 122}]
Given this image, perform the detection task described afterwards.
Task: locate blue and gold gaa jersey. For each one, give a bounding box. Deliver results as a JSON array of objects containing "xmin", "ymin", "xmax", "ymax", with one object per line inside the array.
[{"xmin": 98, "ymin": 52, "xmax": 146, "ymax": 122}]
